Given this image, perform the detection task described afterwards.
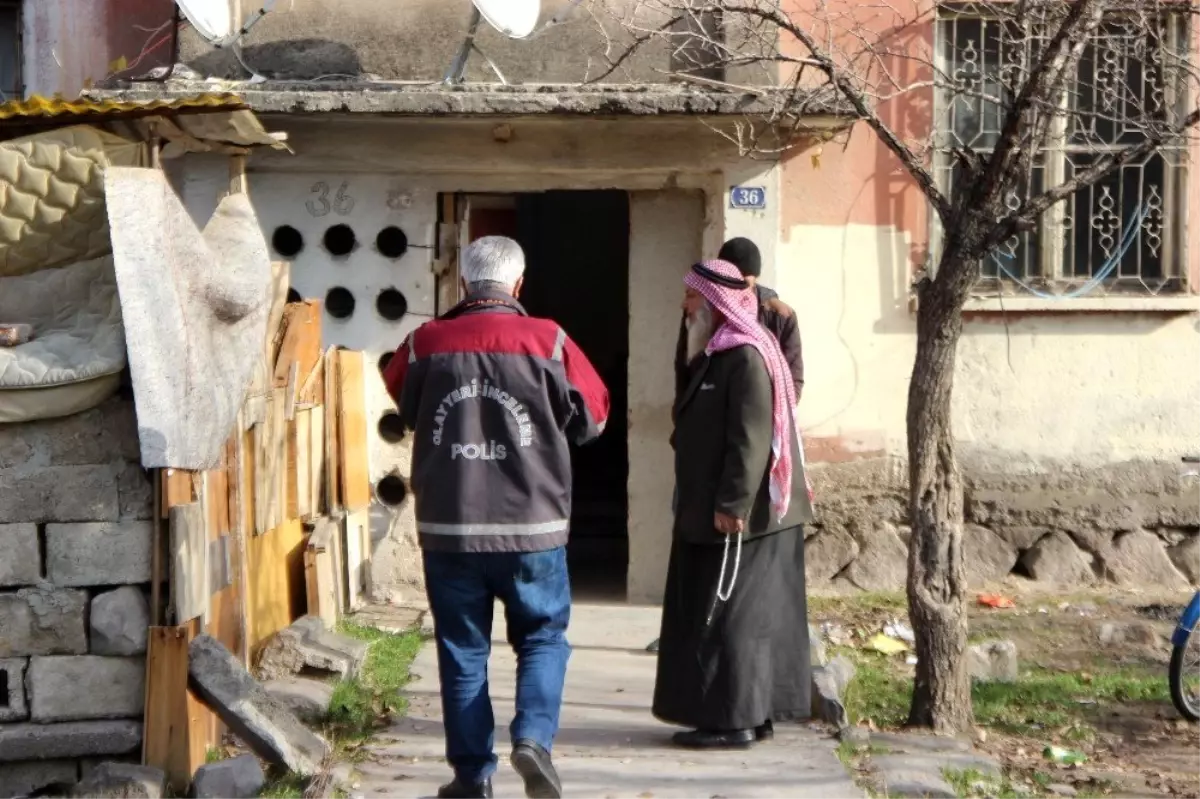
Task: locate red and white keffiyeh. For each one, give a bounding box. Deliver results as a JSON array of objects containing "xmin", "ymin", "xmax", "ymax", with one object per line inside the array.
[{"xmin": 684, "ymin": 259, "xmax": 812, "ymax": 520}]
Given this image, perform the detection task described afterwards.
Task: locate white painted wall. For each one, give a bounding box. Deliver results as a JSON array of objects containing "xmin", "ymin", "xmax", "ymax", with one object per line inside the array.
[
  {"xmin": 627, "ymin": 190, "xmax": 705, "ymax": 603},
  {"xmin": 774, "ymin": 221, "xmax": 1200, "ymax": 473}
]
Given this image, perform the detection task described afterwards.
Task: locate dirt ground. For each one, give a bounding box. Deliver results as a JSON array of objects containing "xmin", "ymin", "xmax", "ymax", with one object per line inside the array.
[{"xmin": 810, "ymin": 589, "xmax": 1200, "ymax": 798}]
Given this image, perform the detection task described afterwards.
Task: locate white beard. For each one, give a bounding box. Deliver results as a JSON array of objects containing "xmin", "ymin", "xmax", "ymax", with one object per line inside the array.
[{"xmin": 685, "ymin": 303, "xmax": 714, "ymax": 363}]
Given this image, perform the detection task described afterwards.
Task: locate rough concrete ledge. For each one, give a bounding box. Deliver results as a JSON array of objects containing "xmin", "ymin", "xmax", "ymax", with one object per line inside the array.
[{"xmin": 91, "ymin": 80, "xmax": 853, "ymax": 120}]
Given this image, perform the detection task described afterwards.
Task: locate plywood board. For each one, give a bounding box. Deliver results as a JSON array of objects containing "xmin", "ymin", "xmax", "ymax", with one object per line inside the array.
[
  {"xmin": 245, "ymin": 518, "xmax": 307, "ymax": 656},
  {"xmin": 169, "ymin": 502, "xmax": 207, "ymax": 624},
  {"xmin": 337, "ymin": 350, "xmax": 371, "ymax": 512},
  {"xmin": 143, "ymin": 623, "xmax": 212, "ymax": 793}
]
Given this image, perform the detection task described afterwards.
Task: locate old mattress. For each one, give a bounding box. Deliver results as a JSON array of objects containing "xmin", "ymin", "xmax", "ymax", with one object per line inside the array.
[
  {"xmin": 0, "ymin": 256, "xmax": 127, "ymax": 423},
  {"xmin": 0, "ymin": 126, "xmax": 144, "ymax": 278}
]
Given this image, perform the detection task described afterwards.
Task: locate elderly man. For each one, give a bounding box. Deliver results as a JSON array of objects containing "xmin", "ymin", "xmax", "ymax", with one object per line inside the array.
[
  {"xmin": 385, "ymin": 236, "xmax": 610, "ymax": 799},
  {"xmin": 653, "ymin": 259, "xmax": 814, "ymax": 749},
  {"xmin": 674, "ymin": 237, "xmax": 803, "ymax": 403}
]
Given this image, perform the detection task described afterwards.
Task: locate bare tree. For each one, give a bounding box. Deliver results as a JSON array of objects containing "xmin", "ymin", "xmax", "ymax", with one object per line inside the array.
[{"xmin": 599, "ymin": 0, "xmax": 1200, "ymax": 731}]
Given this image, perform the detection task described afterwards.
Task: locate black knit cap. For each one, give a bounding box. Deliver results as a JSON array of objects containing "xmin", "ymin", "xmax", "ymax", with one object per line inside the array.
[{"xmin": 717, "ymin": 237, "xmax": 762, "ymax": 278}]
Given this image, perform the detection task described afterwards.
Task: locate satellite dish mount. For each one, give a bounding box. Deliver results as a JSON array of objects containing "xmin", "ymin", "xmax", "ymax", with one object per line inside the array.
[{"xmin": 444, "ymin": 6, "xmax": 510, "ymax": 85}]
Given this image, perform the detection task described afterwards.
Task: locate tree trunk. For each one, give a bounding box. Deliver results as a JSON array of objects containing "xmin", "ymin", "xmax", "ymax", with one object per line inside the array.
[{"xmin": 904, "ymin": 250, "xmax": 977, "ymax": 733}]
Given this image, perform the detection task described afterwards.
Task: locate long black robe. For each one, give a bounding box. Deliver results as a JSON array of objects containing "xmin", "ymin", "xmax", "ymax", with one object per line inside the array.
[
  {"xmin": 652, "ymin": 528, "xmax": 812, "ymax": 730},
  {"xmin": 653, "ymin": 345, "xmax": 813, "ymax": 731}
]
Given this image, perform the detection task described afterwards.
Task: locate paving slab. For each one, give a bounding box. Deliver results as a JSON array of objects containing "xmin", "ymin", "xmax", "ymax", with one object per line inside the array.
[{"xmin": 351, "ymin": 602, "xmax": 862, "ymax": 798}]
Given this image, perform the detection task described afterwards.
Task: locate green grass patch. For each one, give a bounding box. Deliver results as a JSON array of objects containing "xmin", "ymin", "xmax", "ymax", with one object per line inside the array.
[
  {"xmin": 255, "ymin": 621, "xmax": 425, "ymax": 797},
  {"xmin": 839, "ymin": 646, "xmax": 1166, "ymax": 739},
  {"xmin": 258, "ymin": 772, "xmax": 306, "ymax": 799},
  {"xmin": 839, "ymin": 650, "xmax": 912, "ymax": 728},
  {"xmin": 809, "ymin": 591, "xmax": 908, "ymax": 616},
  {"xmin": 943, "ymin": 768, "xmax": 1030, "ymax": 799},
  {"xmin": 205, "ymin": 746, "xmax": 226, "ymax": 764},
  {"xmin": 972, "ymin": 667, "xmax": 1166, "ymax": 736},
  {"xmin": 323, "ymin": 622, "xmax": 425, "ymax": 745}
]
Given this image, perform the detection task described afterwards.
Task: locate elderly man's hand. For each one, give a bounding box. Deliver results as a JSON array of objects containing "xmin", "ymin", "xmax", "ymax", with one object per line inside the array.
[{"xmin": 714, "ymin": 512, "xmax": 744, "ymax": 536}]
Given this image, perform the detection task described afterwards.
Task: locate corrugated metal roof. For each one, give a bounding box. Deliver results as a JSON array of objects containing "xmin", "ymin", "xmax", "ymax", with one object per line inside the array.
[{"xmin": 0, "ymin": 93, "xmax": 248, "ymax": 121}]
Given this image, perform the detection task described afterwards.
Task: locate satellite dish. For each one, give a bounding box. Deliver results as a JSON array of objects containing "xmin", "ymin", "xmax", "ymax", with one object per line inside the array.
[
  {"xmin": 444, "ymin": 0, "xmax": 542, "ymax": 84},
  {"xmin": 175, "ymin": 0, "xmax": 236, "ymax": 43},
  {"xmin": 474, "ymin": 0, "xmax": 541, "ymax": 40}
]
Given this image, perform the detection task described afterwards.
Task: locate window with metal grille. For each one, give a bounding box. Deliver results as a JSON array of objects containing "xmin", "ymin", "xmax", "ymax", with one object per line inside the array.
[
  {"xmin": 0, "ymin": 0, "xmax": 20, "ymax": 101},
  {"xmin": 933, "ymin": 6, "xmax": 1191, "ymax": 296}
]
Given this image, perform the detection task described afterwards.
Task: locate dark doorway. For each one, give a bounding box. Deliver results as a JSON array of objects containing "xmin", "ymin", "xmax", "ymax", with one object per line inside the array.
[
  {"xmin": 451, "ymin": 190, "xmax": 631, "ymax": 598},
  {"xmin": 515, "ymin": 192, "xmax": 630, "ymax": 599}
]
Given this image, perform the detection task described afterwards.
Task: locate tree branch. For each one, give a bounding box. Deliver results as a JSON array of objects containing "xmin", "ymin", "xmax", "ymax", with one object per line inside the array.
[{"xmin": 723, "ymin": 2, "xmax": 953, "ymax": 223}]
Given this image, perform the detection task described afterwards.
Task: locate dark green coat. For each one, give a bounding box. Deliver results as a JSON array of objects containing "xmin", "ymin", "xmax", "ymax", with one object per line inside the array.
[{"xmin": 672, "ymin": 345, "xmax": 814, "ymax": 546}]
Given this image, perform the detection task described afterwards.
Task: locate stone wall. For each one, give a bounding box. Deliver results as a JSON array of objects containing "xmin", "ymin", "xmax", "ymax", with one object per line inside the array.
[
  {"xmin": 805, "ymin": 457, "xmax": 1200, "ymax": 594},
  {"xmin": 0, "ymin": 397, "xmax": 151, "ymax": 798}
]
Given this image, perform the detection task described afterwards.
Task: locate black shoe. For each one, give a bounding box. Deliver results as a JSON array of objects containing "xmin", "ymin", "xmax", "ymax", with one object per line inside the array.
[
  {"xmin": 671, "ymin": 728, "xmax": 755, "ymax": 749},
  {"xmin": 646, "ymin": 638, "xmax": 660, "ymax": 653},
  {"xmin": 437, "ymin": 777, "xmax": 493, "ymax": 798},
  {"xmin": 755, "ymin": 719, "xmax": 774, "ymax": 741},
  {"xmin": 511, "ymin": 739, "xmax": 562, "ymax": 799}
]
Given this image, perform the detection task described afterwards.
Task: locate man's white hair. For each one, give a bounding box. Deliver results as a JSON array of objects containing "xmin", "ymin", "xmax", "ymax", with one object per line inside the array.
[{"xmin": 462, "ymin": 236, "xmax": 525, "ymax": 288}]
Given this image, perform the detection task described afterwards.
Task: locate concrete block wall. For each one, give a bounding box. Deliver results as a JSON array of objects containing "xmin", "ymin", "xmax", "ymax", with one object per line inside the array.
[{"xmin": 0, "ymin": 397, "xmax": 150, "ymax": 798}]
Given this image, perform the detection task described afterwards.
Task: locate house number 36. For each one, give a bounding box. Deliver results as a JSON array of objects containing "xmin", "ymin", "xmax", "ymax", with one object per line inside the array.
[{"xmin": 306, "ymin": 181, "xmax": 356, "ymax": 217}]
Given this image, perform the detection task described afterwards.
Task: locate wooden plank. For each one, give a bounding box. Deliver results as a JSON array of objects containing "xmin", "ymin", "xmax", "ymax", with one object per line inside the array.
[
  {"xmin": 328, "ymin": 513, "xmax": 347, "ymax": 618},
  {"xmin": 163, "ymin": 469, "xmax": 194, "ymax": 515},
  {"xmin": 436, "ymin": 193, "xmax": 461, "ymax": 315},
  {"xmin": 273, "ymin": 301, "xmax": 322, "ymax": 391},
  {"xmin": 150, "ymin": 470, "xmax": 164, "ymax": 626},
  {"xmin": 266, "ymin": 264, "xmax": 292, "ymax": 367},
  {"xmin": 169, "ymin": 502, "xmax": 208, "ymax": 624},
  {"xmin": 274, "ymin": 390, "xmax": 288, "ymax": 530},
  {"xmin": 294, "ymin": 408, "xmax": 312, "ymax": 520},
  {"xmin": 308, "ymin": 408, "xmax": 325, "ymax": 519},
  {"xmin": 337, "ymin": 350, "xmax": 371, "ymax": 512},
  {"xmin": 323, "ymin": 348, "xmax": 342, "ymax": 514},
  {"xmin": 298, "ymin": 345, "xmax": 330, "ymax": 406},
  {"xmin": 284, "ymin": 361, "xmax": 299, "ymax": 421},
  {"xmin": 231, "ymin": 426, "xmax": 252, "ymax": 667},
  {"xmin": 143, "ymin": 623, "xmax": 211, "ymax": 792},
  {"xmin": 342, "ymin": 507, "xmax": 370, "ymax": 611},
  {"xmin": 253, "ymin": 391, "xmax": 288, "ymax": 535},
  {"xmin": 303, "ymin": 520, "xmax": 339, "ymax": 629}
]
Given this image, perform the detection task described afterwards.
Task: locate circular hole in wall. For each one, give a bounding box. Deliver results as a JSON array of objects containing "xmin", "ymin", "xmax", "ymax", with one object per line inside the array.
[
  {"xmin": 323, "ymin": 224, "xmax": 357, "ymax": 256},
  {"xmin": 376, "ymin": 226, "xmax": 409, "ymax": 259},
  {"xmin": 378, "ymin": 351, "xmax": 394, "ymax": 374},
  {"xmin": 286, "ymin": 287, "xmax": 302, "ymax": 304},
  {"xmin": 376, "ymin": 474, "xmax": 409, "ymax": 506},
  {"xmin": 378, "ymin": 412, "xmax": 406, "ymax": 443},
  {"xmin": 272, "ymin": 225, "xmax": 304, "ymax": 257},
  {"xmin": 376, "ymin": 288, "xmax": 408, "ymax": 322},
  {"xmin": 325, "ymin": 287, "xmax": 356, "ymax": 319}
]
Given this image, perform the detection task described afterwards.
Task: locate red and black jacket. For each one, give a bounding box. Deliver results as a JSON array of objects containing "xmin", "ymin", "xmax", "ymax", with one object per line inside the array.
[{"xmin": 384, "ymin": 290, "xmax": 610, "ymax": 553}]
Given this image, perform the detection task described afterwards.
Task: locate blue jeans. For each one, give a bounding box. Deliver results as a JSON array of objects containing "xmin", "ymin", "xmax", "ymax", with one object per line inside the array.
[{"xmin": 423, "ymin": 547, "xmax": 572, "ymax": 784}]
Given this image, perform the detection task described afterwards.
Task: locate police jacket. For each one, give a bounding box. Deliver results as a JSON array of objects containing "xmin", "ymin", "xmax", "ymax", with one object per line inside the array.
[{"xmin": 384, "ymin": 290, "xmax": 610, "ymax": 554}]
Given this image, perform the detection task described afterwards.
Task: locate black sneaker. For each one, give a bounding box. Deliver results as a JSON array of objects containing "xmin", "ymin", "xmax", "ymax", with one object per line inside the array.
[
  {"xmin": 437, "ymin": 777, "xmax": 493, "ymax": 798},
  {"xmin": 511, "ymin": 739, "xmax": 562, "ymax": 799},
  {"xmin": 755, "ymin": 719, "xmax": 774, "ymax": 740}
]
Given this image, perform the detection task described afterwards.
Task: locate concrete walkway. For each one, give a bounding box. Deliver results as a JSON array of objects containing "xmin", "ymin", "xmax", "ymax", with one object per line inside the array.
[{"xmin": 350, "ymin": 602, "xmax": 862, "ymax": 798}]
